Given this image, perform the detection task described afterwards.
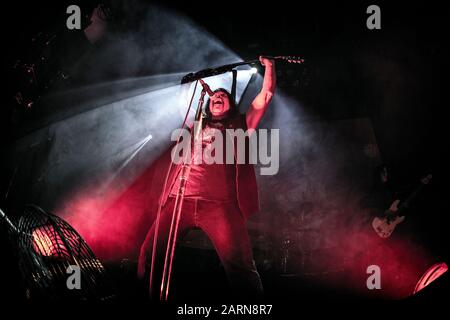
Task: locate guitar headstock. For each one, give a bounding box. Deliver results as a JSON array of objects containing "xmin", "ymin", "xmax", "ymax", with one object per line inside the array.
[{"xmin": 421, "ymin": 174, "xmax": 432, "ymax": 185}]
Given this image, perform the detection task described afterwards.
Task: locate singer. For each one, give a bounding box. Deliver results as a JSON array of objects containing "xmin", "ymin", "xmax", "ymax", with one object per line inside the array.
[{"xmin": 137, "ymin": 56, "xmax": 276, "ymax": 299}]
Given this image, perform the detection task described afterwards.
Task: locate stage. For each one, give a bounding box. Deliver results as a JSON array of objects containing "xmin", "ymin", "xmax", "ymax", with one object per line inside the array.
[{"xmin": 0, "ymin": 0, "xmax": 447, "ymax": 316}]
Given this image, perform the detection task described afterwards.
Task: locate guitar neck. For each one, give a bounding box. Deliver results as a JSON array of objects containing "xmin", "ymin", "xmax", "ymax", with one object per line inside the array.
[{"xmin": 397, "ymin": 178, "xmax": 429, "ymax": 211}]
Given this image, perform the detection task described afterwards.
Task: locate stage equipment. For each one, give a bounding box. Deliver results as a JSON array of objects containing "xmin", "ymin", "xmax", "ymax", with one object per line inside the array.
[{"xmin": 0, "ymin": 205, "xmax": 116, "ymax": 300}]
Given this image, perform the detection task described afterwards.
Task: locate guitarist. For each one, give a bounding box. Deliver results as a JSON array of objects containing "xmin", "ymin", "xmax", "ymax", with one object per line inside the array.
[
  {"xmin": 370, "ymin": 168, "xmax": 432, "ymax": 238},
  {"xmin": 362, "ymin": 164, "xmax": 406, "ymax": 234},
  {"xmin": 361, "ymin": 164, "xmax": 395, "ymax": 215}
]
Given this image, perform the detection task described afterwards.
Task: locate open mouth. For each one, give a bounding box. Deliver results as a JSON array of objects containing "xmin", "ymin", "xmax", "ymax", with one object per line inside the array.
[{"xmin": 213, "ymin": 100, "xmax": 223, "ymax": 107}]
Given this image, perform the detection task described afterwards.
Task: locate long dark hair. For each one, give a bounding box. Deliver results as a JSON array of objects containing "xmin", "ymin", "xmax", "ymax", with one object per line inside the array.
[{"xmin": 203, "ymin": 88, "xmax": 238, "ymax": 121}]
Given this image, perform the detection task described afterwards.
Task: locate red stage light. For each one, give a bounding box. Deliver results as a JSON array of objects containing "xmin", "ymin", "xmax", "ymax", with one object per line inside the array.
[
  {"xmin": 32, "ymin": 226, "xmax": 63, "ymax": 257},
  {"xmin": 413, "ymin": 262, "xmax": 448, "ymax": 295}
]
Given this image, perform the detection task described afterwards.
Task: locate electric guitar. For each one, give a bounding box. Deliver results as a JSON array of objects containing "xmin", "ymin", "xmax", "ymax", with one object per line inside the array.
[{"xmin": 371, "ymin": 174, "xmax": 432, "ymax": 238}]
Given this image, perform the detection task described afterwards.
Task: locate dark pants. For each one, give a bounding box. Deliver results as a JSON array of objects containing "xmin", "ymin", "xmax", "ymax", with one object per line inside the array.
[{"xmin": 137, "ymin": 197, "xmax": 263, "ymax": 299}]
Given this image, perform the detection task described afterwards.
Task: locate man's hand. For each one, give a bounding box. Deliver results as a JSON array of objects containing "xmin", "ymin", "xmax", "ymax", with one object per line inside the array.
[{"xmin": 259, "ymin": 56, "xmax": 274, "ymax": 67}]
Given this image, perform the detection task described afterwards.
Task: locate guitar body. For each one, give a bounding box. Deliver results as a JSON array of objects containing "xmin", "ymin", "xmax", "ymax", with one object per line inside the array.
[{"xmin": 372, "ymin": 214, "xmax": 405, "ymax": 238}]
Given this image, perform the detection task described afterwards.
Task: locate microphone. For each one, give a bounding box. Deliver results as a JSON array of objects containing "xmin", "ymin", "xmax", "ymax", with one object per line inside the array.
[{"xmin": 199, "ymin": 79, "xmax": 214, "ymax": 97}]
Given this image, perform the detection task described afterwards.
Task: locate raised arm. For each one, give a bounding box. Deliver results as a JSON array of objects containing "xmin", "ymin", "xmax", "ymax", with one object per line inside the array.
[{"xmin": 246, "ymin": 56, "xmax": 276, "ymax": 132}]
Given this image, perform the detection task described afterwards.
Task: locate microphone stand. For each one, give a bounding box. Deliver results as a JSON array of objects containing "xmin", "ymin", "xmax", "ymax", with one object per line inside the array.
[
  {"xmin": 158, "ymin": 87, "xmax": 206, "ymax": 301},
  {"xmin": 181, "ymin": 59, "xmax": 261, "ymax": 84}
]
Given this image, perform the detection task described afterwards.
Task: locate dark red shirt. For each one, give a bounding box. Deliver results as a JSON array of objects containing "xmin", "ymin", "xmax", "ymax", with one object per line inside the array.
[
  {"xmin": 170, "ymin": 120, "xmax": 237, "ymax": 201},
  {"xmin": 163, "ymin": 114, "xmax": 260, "ymax": 218}
]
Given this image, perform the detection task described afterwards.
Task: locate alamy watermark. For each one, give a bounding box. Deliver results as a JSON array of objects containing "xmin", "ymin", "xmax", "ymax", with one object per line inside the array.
[
  {"xmin": 366, "ymin": 265, "xmax": 381, "ymax": 290},
  {"xmin": 66, "ymin": 5, "xmax": 81, "ymax": 30},
  {"xmin": 366, "ymin": 5, "xmax": 381, "ymax": 30},
  {"xmin": 170, "ymin": 121, "xmax": 280, "ymax": 176},
  {"xmin": 66, "ymin": 265, "xmax": 81, "ymax": 290}
]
